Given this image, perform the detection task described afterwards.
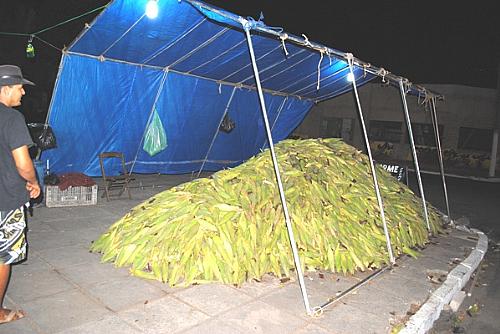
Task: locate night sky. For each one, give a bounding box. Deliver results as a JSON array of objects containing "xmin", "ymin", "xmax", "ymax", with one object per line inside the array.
[{"xmin": 1, "ymin": 0, "xmax": 498, "ymax": 121}]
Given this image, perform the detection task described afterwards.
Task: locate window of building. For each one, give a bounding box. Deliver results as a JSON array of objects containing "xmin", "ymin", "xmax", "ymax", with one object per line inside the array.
[
  {"xmin": 369, "ymin": 120, "xmax": 403, "ymax": 143},
  {"xmin": 458, "ymin": 127, "xmax": 493, "ymax": 151},
  {"xmin": 409, "ymin": 123, "xmax": 444, "ymax": 147},
  {"xmin": 320, "ymin": 117, "xmax": 353, "ymax": 141}
]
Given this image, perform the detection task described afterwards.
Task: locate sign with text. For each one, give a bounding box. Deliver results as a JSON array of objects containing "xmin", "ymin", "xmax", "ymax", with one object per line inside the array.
[{"xmin": 380, "ymin": 163, "xmax": 407, "ymax": 184}]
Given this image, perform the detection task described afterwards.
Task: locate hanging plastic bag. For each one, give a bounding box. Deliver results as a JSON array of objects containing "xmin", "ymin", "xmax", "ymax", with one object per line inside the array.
[
  {"xmin": 143, "ymin": 109, "xmax": 167, "ymax": 156},
  {"xmin": 219, "ymin": 113, "xmax": 235, "ymax": 133},
  {"xmin": 27, "ymin": 123, "xmax": 57, "ymax": 150}
]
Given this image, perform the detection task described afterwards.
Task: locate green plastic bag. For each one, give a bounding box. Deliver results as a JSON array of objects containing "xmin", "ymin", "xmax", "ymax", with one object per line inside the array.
[{"xmin": 143, "ymin": 109, "xmax": 167, "ymax": 156}]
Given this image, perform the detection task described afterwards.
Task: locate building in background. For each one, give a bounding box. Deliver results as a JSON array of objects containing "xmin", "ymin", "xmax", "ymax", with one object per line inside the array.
[{"xmin": 293, "ymin": 83, "xmax": 498, "ymax": 175}]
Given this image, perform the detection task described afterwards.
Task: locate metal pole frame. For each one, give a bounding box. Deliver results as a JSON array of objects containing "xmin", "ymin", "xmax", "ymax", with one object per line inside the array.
[
  {"xmin": 197, "ymin": 86, "xmax": 238, "ymax": 178},
  {"xmin": 429, "ymin": 97, "xmax": 451, "ymax": 220},
  {"xmin": 242, "ymin": 23, "xmax": 313, "ymax": 316},
  {"xmin": 347, "ymin": 55, "xmax": 395, "ymax": 264},
  {"xmin": 129, "ymin": 70, "xmax": 169, "ymax": 174},
  {"xmin": 398, "ymin": 80, "xmax": 431, "ymax": 231}
]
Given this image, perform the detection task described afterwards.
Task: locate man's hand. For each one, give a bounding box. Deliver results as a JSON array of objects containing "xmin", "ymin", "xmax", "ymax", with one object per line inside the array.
[{"xmin": 26, "ymin": 181, "xmax": 41, "ymax": 199}]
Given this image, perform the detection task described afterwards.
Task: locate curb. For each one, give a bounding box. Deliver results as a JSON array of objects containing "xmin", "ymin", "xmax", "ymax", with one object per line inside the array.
[{"xmin": 399, "ymin": 226, "xmax": 488, "ymax": 334}]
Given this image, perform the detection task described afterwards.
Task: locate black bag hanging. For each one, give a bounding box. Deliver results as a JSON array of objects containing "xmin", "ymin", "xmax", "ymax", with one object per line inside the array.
[
  {"xmin": 27, "ymin": 123, "xmax": 57, "ymax": 151},
  {"xmin": 219, "ymin": 113, "xmax": 235, "ymax": 133}
]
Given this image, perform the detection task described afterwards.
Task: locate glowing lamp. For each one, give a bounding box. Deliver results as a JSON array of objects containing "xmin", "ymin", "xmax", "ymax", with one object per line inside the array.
[{"xmin": 146, "ymin": 0, "xmax": 159, "ymax": 19}]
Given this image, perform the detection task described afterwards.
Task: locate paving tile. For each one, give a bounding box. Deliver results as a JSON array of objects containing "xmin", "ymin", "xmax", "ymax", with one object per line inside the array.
[
  {"xmin": 219, "ymin": 300, "xmax": 307, "ymax": 334},
  {"xmin": 86, "ymin": 276, "xmax": 167, "ymax": 312},
  {"xmin": 369, "ymin": 270, "xmax": 435, "ymax": 305},
  {"xmin": 45, "ymin": 216, "xmax": 115, "ymax": 232},
  {"xmin": 292, "ymin": 323, "xmax": 332, "ymax": 334},
  {"xmin": 259, "ymin": 281, "xmax": 328, "ymax": 318},
  {"xmin": 236, "ymin": 274, "xmax": 282, "ymax": 298},
  {"xmin": 56, "ymin": 315, "xmax": 140, "ymax": 334},
  {"xmin": 393, "ymin": 255, "xmax": 451, "ymax": 280},
  {"xmin": 421, "ymin": 242, "xmax": 470, "ymax": 263},
  {"xmin": 0, "ymin": 317, "xmax": 41, "ymax": 334},
  {"xmin": 0, "ymin": 298, "xmax": 42, "ymax": 334},
  {"xmin": 16, "ymin": 289, "xmax": 112, "ymax": 334},
  {"xmin": 174, "ymin": 283, "xmax": 252, "ymax": 316},
  {"xmin": 312, "ymin": 302, "xmax": 391, "ymax": 334},
  {"xmin": 118, "ymin": 296, "xmax": 209, "ymax": 334},
  {"xmin": 8, "ymin": 269, "xmax": 76, "ymax": 303},
  {"xmin": 57, "ymin": 261, "xmax": 131, "ymax": 288},
  {"xmin": 26, "ymin": 229, "xmax": 90, "ymax": 251},
  {"xmin": 144, "ymin": 277, "xmax": 186, "ymax": 295},
  {"xmin": 180, "ymin": 317, "xmax": 247, "ymax": 334},
  {"xmin": 36, "ymin": 244, "xmax": 101, "ymax": 269},
  {"xmin": 340, "ymin": 284, "xmax": 410, "ymax": 323},
  {"xmin": 304, "ymin": 271, "xmax": 363, "ymax": 304},
  {"xmin": 13, "ymin": 252, "xmax": 53, "ymax": 274}
]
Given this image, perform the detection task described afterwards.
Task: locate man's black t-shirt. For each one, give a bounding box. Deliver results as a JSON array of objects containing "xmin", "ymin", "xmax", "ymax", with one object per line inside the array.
[{"xmin": 0, "ymin": 103, "xmax": 34, "ymax": 210}]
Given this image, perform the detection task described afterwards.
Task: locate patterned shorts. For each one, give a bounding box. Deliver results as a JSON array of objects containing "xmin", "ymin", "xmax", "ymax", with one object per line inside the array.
[{"xmin": 0, "ymin": 206, "xmax": 27, "ymax": 265}]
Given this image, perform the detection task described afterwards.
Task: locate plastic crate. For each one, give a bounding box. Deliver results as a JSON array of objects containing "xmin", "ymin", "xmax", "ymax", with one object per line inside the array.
[{"xmin": 45, "ymin": 185, "xmax": 98, "ymax": 208}]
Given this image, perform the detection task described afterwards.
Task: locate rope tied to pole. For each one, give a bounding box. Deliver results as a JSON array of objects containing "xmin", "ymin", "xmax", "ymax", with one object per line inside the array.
[
  {"xmin": 316, "ymin": 50, "xmax": 325, "ymax": 90},
  {"xmin": 363, "ymin": 63, "xmax": 370, "ymax": 78},
  {"xmin": 301, "ymin": 34, "xmax": 312, "ymax": 47},
  {"xmin": 376, "ymin": 67, "xmax": 389, "ymax": 83},
  {"xmin": 279, "ymin": 33, "xmax": 289, "ymax": 56}
]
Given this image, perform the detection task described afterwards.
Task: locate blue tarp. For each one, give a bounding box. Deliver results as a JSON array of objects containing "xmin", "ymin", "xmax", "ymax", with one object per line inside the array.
[{"xmin": 44, "ymin": 0, "xmax": 376, "ymax": 176}]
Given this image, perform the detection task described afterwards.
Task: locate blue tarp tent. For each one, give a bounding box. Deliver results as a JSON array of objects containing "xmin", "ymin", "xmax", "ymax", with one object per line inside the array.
[{"xmin": 44, "ymin": 0, "xmax": 435, "ymax": 176}]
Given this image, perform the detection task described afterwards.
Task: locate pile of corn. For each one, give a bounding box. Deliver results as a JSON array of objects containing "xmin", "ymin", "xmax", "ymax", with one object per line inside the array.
[{"xmin": 90, "ymin": 138, "xmax": 443, "ymax": 286}]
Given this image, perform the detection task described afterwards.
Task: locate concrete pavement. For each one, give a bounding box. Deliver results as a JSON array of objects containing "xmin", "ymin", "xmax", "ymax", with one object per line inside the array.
[{"xmin": 1, "ymin": 174, "xmax": 487, "ymax": 334}]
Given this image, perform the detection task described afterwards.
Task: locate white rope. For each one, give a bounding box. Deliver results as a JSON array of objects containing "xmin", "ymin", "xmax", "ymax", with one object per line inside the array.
[
  {"xmin": 293, "ymin": 66, "xmax": 350, "ymax": 96},
  {"xmin": 197, "ymin": 86, "xmax": 237, "ymax": 178},
  {"xmin": 316, "ymin": 51, "xmax": 324, "ymax": 90},
  {"xmin": 301, "ymin": 34, "xmax": 312, "ymax": 47},
  {"xmin": 279, "ymin": 33, "xmax": 289, "ymax": 56},
  {"xmin": 187, "ymin": 38, "xmax": 246, "ymax": 74},
  {"xmin": 221, "ymin": 44, "xmax": 282, "ymax": 82},
  {"xmin": 239, "ymin": 49, "xmax": 309, "ymax": 86},
  {"xmin": 168, "ymin": 27, "xmax": 230, "ymax": 68},
  {"xmin": 376, "ymin": 67, "xmax": 389, "ymax": 83},
  {"xmin": 101, "ymin": 13, "xmax": 146, "ymax": 56},
  {"xmin": 257, "ymin": 50, "xmax": 310, "ymax": 85},
  {"xmin": 143, "ymin": 18, "xmax": 208, "ymax": 64},
  {"xmin": 129, "ymin": 70, "xmax": 169, "ymax": 174},
  {"xmin": 260, "ymin": 96, "xmax": 288, "ymax": 151}
]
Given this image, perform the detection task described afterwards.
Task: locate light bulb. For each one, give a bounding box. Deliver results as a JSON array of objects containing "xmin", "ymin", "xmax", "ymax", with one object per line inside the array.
[
  {"xmin": 347, "ymin": 72, "xmax": 355, "ymax": 82},
  {"xmin": 146, "ymin": 0, "xmax": 158, "ymax": 19}
]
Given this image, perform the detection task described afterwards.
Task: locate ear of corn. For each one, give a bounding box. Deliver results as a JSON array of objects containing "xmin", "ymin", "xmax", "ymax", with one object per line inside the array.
[{"xmin": 90, "ymin": 138, "xmax": 443, "ymax": 286}]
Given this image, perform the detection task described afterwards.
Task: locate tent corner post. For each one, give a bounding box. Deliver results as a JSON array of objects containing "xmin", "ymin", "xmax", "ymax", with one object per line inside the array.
[
  {"xmin": 243, "ymin": 25, "xmax": 313, "ymax": 316},
  {"xmin": 347, "ymin": 57, "xmax": 395, "ymax": 264},
  {"xmin": 429, "ymin": 97, "xmax": 451, "ymax": 220},
  {"xmin": 398, "ymin": 80, "xmax": 431, "ymax": 232}
]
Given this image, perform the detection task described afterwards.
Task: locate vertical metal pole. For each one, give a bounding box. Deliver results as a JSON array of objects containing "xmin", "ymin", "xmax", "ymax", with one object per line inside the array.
[
  {"xmin": 398, "ymin": 81, "xmax": 430, "ymax": 231},
  {"xmin": 243, "ymin": 25, "xmax": 312, "ymax": 315},
  {"xmin": 347, "ymin": 56, "xmax": 394, "ymax": 264},
  {"xmin": 489, "ymin": 131, "xmax": 499, "ymax": 177},
  {"xmin": 129, "ymin": 70, "xmax": 169, "ymax": 174},
  {"xmin": 429, "ymin": 98, "xmax": 451, "ymax": 220},
  {"xmin": 45, "ymin": 53, "xmax": 67, "ymax": 123}
]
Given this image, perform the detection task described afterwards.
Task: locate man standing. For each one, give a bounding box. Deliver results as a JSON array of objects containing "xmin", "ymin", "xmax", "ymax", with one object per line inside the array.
[{"xmin": 0, "ymin": 65, "xmax": 40, "ymax": 324}]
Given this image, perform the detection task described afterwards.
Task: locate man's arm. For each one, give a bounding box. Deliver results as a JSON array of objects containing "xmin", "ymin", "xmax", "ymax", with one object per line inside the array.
[{"xmin": 12, "ymin": 145, "xmax": 40, "ymax": 198}]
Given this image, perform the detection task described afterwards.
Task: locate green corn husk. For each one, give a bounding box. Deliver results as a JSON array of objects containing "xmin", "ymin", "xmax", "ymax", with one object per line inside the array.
[{"xmin": 90, "ymin": 138, "xmax": 443, "ymax": 286}]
